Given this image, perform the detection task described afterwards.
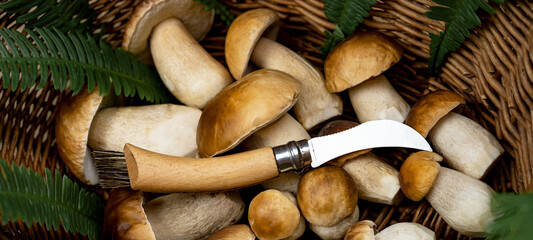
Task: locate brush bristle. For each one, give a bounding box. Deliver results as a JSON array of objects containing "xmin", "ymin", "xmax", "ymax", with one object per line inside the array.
[{"xmin": 92, "ymin": 150, "xmax": 131, "ymax": 188}]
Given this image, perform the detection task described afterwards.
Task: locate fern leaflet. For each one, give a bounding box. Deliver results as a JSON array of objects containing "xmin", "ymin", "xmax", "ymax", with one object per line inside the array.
[
  {"xmin": 488, "ymin": 193, "xmax": 533, "ymax": 240},
  {"xmin": 0, "ymin": 158, "xmax": 104, "ymax": 240},
  {"xmin": 194, "ymin": 0, "xmax": 234, "ymax": 26},
  {"xmin": 425, "ymin": 0, "xmax": 506, "ymax": 73},
  {"xmin": 321, "ymin": 0, "xmax": 377, "ymax": 58},
  {"xmin": 0, "ymin": 0, "xmax": 93, "ymax": 33},
  {"xmin": 0, "ymin": 27, "xmax": 171, "ymax": 103}
]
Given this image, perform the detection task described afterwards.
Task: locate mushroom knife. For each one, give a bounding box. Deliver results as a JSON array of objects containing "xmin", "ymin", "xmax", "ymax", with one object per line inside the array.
[{"xmin": 121, "ymin": 120, "xmax": 431, "ymax": 193}]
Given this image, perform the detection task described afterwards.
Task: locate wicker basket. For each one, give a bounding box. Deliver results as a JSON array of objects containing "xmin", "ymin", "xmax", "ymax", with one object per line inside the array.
[{"xmin": 1, "ymin": 0, "xmax": 531, "ymax": 239}]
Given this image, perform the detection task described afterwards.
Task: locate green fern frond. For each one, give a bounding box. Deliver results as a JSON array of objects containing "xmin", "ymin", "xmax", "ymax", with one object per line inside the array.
[
  {"xmin": 488, "ymin": 193, "xmax": 533, "ymax": 240},
  {"xmin": 193, "ymin": 0, "xmax": 234, "ymax": 26},
  {"xmin": 425, "ymin": 0, "xmax": 506, "ymax": 73},
  {"xmin": 0, "ymin": 27, "xmax": 171, "ymax": 103},
  {"xmin": 0, "ymin": 0, "xmax": 93, "ymax": 33},
  {"xmin": 0, "ymin": 158, "xmax": 104, "ymax": 240},
  {"xmin": 321, "ymin": 0, "xmax": 377, "ymax": 58}
]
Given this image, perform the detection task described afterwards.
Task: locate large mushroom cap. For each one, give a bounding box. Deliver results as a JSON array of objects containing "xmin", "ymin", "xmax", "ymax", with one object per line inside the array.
[
  {"xmin": 55, "ymin": 87, "xmax": 117, "ymax": 184},
  {"xmin": 197, "ymin": 69, "xmax": 300, "ymax": 157},
  {"xmin": 122, "ymin": 0, "xmax": 214, "ymax": 63},
  {"xmin": 324, "ymin": 31, "xmax": 403, "ymax": 92},
  {"xmin": 103, "ymin": 188, "xmax": 156, "ymax": 240},
  {"xmin": 399, "ymin": 151, "xmax": 442, "ymax": 201},
  {"xmin": 297, "ymin": 166, "xmax": 358, "ymax": 227},
  {"xmin": 225, "ymin": 8, "xmax": 280, "ymax": 79},
  {"xmin": 405, "ymin": 90, "xmax": 465, "ymax": 137},
  {"xmin": 248, "ymin": 190, "xmax": 304, "ymax": 240}
]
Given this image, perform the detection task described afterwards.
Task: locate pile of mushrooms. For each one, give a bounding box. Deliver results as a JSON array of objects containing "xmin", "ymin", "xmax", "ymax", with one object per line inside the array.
[{"xmin": 51, "ymin": 2, "xmax": 509, "ymax": 239}]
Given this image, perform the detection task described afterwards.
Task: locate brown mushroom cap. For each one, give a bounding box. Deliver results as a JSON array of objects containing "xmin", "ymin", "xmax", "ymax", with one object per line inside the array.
[
  {"xmin": 197, "ymin": 69, "xmax": 300, "ymax": 157},
  {"xmin": 249, "ymin": 190, "xmax": 304, "ymax": 240},
  {"xmin": 225, "ymin": 8, "xmax": 280, "ymax": 80},
  {"xmin": 399, "ymin": 151, "xmax": 442, "ymax": 201},
  {"xmin": 297, "ymin": 166, "xmax": 358, "ymax": 227},
  {"xmin": 55, "ymin": 87, "xmax": 117, "ymax": 184},
  {"xmin": 208, "ymin": 224, "xmax": 256, "ymax": 240},
  {"xmin": 317, "ymin": 120, "xmax": 372, "ymax": 166},
  {"xmin": 324, "ymin": 31, "xmax": 403, "ymax": 93},
  {"xmin": 405, "ymin": 90, "xmax": 465, "ymax": 137},
  {"xmin": 102, "ymin": 188, "xmax": 156, "ymax": 240},
  {"xmin": 344, "ymin": 220, "xmax": 376, "ymax": 240},
  {"xmin": 122, "ymin": 0, "xmax": 214, "ymax": 64}
]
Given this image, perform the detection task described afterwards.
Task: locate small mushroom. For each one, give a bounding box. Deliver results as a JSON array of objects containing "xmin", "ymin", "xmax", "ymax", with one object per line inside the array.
[
  {"xmin": 56, "ymin": 88, "xmax": 202, "ymax": 185},
  {"xmin": 88, "ymin": 104, "xmax": 201, "ymax": 157},
  {"xmin": 226, "ymin": 8, "xmax": 343, "ymax": 130},
  {"xmin": 103, "ymin": 188, "xmax": 245, "ymax": 240},
  {"xmin": 309, "ymin": 206, "xmax": 360, "ymax": 240},
  {"xmin": 241, "ymin": 114, "xmax": 309, "ymax": 195},
  {"xmin": 248, "ymin": 189, "xmax": 305, "ymax": 240},
  {"xmin": 405, "ymin": 90, "xmax": 504, "ymax": 179},
  {"xmin": 55, "ymin": 87, "xmax": 121, "ymax": 184},
  {"xmin": 375, "ymin": 223, "xmax": 435, "ymax": 240},
  {"xmin": 123, "ymin": 0, "xmax": 232, "ymax": 108},
  {"xmin": 342, "ymin": 153, "xmax": 403, "ymax": 205},
  {"xmin": 425, "ymin": 167, "xmax": 494, "ymax": 238},
  {"xmin": 399, "ymin": 151, "xmax": 442, "ymax": 201},
  {"xmin": 324, "ymin": 32, "xmax": 410, "ymax": 123},
  {"xmin": 197, "ymin": 69, "xmax": 300, "ymax": 157},
  {"xmin": 317, "ymin": 120, "xmax": 372, "ymax": 167},
  {"xmin": 208, "ymin": 224, "xmax": 256, "ymax": 240},
  {"xmin": 344, "ymin": 220, "xmax": 376, "ymax": 240},
  {"xmin": 297, "ymin": 166, "xmax": 358, "ymax": 227}
]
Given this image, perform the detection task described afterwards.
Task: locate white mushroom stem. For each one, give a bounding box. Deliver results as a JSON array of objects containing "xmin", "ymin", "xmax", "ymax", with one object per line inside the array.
[
  {"xmin": 375, "ymin": 223, "xmax": 435, "ymax": 240},
  {"xmin": 88, "ymin": 104, "xmax": 201, "ymax": 157},
  {"xmin": 241, "ymin": 114, "xmax": 309, "ymax": 195},
  {"xmin": 425, "ymin": 167, "xmax": 494, "ymax": 238},
  {"xmin": 151, "ymin": 18, "xmax": 232, "ymax": 109},
  {"xmin": 342, "ymin": 153, "xmax": 403, "ymax": 205},
  {"xmin": 348, "ymin": 75, "xmax": 410, "ymax": 123},
  {"xmin": 309, "ymin": 206, "xmax": 360, "ymax": 240},
  {"xmin": 143, "ymin": 191, "xmax": 245, "ymax": 240},
  {"xmin": 251, "ymin": 37, "xmax": 343, "ymax": 130},
  {"xmin": 428, "ymin": 112, "xmax": 504, "ymax": 179}
]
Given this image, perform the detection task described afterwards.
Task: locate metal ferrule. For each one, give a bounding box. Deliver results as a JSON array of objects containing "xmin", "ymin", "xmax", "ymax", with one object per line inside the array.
[{"xmin": 272, "ymin": 140, "xmax": 311, "ymax": 173}]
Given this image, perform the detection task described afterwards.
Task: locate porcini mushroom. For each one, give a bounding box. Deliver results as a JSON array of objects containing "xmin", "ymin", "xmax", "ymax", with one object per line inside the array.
[
  {"xmin": 309, "ymin": 206, "xmax": 360, "ymax": 240},
  {"xmin": 123, "ymin": 0, "xmax": 232, "ymax": 108},
  {"xmin": 317, "ymin": 120, "xmax": 371, "ymax": 167},
  {"xmin": 342, "ymin": 153, "xmax": 403, "ymax": 205},
  {"xmin": 88, "ymin": 104, "xmax": 201, "ymax": 157},
  {"xmin": 241, "ymin": 114, "xmax": 309, "ymax": 195},
  {"xmin": 399, "ymin": 151, "xmax": 442, "ymax": 201},
  {"xmin": 425, "ymin": 167, "xmax": 494, "ymax": 238},
  {"xmin": 208, "ymin": 224, "xmax": 256, "ymax": 240},
  {"xmin": 324, "ymin": 32, "xmax": 410, "ymax": 123},
  {"xmin": 197, "ymin": 69, "xmax": 300, "ymax": 157},
  {"xmin": 344, "ymin": 220, "xmax": 376, "ymax": 240},
  {"xmin": 375, "ymin": 223, "xmax": 435, "ymax": 240},
  {"xmin": 297, "ymin": 166, "xmax": 358, "ymax": 227},
  {"xmin": 55, "ymin": 87, "xmax": 120, "ymax": 184},
  {"xmin": 248, "ymin": 189, "xmax": 305, "ymax": 240},
  {"xmin": 103, "ymin": 188, "xmax": 245, "ymax": 240},
  {"xmin": 56, "ymin": 88, "xmax": 202, "ymax": 185},
  {"xmin": 225, "ymin": 8, "xmax": 343, "ymax": 130},
  {"xmin": 405, "ymin": 90, "xmax": 504, "ymax": 179}
]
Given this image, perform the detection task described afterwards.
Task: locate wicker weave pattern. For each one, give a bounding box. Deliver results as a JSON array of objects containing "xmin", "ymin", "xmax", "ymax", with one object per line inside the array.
[{"xmin": 0, "ymin": 0, "xmax": 531, "ymax": 239}]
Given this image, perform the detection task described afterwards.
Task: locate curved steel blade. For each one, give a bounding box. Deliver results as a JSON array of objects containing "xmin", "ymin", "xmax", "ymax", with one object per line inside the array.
[{"xmin": 308, "ymin": 120, "xmax": 432, "ymax": 168}]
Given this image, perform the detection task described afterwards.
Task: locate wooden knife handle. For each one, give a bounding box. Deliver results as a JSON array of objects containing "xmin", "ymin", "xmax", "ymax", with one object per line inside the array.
[{"xmin": 124, "ymin": 143, "xmax": 280, "ymax": 192}]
